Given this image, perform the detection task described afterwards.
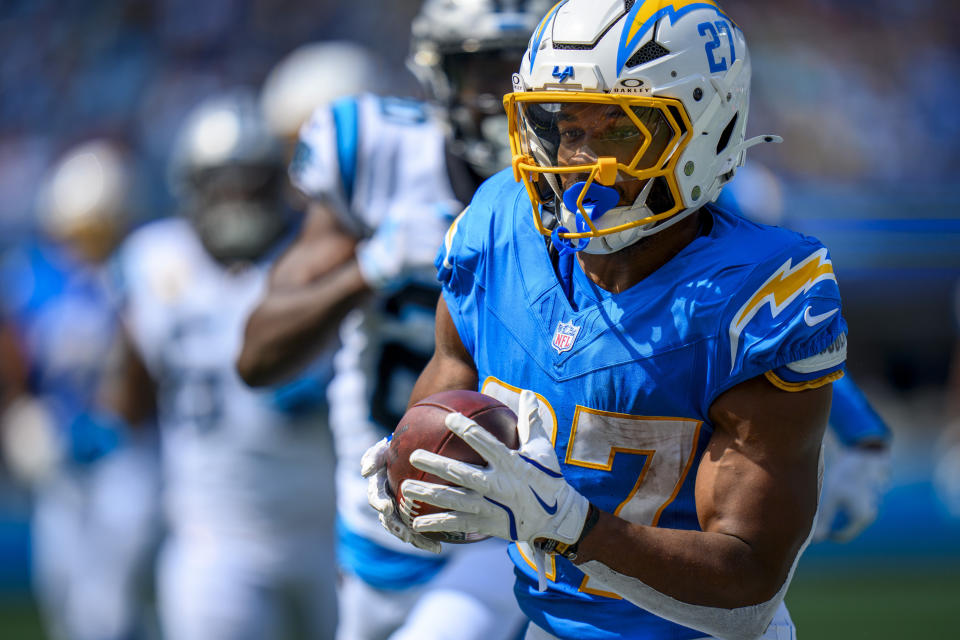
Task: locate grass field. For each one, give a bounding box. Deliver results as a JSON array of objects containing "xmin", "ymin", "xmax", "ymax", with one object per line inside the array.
[
  {"xmin": 786, "ymin": 569, "xmax": 960, "ymax": 638},
  {"xmin": 1, "ymin": 569, "xmax": 958, "ymax": 638}
]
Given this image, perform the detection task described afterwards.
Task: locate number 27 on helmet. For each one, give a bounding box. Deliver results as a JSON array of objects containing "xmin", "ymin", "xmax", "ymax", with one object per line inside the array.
[{"xmin": 505, "ymin": 0, "xmax": 781, "ymax": 255}]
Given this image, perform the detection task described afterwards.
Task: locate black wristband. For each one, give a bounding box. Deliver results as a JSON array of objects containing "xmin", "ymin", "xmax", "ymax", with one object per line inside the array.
[{"xmin": 553, "ymin": 502, "xmax": 600, "ymax": 561}]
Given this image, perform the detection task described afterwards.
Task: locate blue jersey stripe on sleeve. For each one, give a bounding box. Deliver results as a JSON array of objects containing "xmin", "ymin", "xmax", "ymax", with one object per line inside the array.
[{"xmin": 331, "ymin": 97, "xmax": 360, "ymax": 203}]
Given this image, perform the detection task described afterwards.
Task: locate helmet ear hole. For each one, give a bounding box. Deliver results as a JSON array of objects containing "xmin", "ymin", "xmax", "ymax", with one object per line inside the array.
[{"xmin": 716, "ymin": 112, "xmax": 739, "ymax": 154}]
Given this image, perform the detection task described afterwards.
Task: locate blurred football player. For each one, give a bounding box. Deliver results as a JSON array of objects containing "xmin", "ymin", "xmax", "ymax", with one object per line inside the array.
[
  {"xmin": 717, "ymin": 171, "xmax": 892, "ymax": 543},
  {"xmin": 236, "ymin": 2, "xmax": 553, "ymax": 638},
  {"xmin": 106, "ymin": 92, "xmax": 338, "ymax": 640},
  {"xmin": 366, "ymin": 1, "xmax": 852, "ymax": 638},
  {"xmin": 0, "ymin": 140, "xmax": 160, "ymax": 640}
]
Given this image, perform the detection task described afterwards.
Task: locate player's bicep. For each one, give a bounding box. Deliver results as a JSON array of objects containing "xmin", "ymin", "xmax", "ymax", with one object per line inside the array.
[
  {"xmin": 409, "ymin": 296, "xmax": 478, "ymax": 407},
  {"xmin": 699, "ymin": 376, "xmax": 830, "ymax": 580},
  {"xmin": 267, "ymin": 202, "xmax": 358, "ymax": 289}
]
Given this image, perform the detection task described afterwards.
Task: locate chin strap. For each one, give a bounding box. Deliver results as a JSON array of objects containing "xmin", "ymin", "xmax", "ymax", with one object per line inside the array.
[{"xmin": 552, "ymin": 181, "xmax": 620, "ymax": 253}]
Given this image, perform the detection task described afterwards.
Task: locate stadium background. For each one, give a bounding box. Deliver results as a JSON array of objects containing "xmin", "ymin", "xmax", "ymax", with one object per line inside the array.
[{"xmin": 0, "ymin": 0, "xmax": 958, "ymax": 637}]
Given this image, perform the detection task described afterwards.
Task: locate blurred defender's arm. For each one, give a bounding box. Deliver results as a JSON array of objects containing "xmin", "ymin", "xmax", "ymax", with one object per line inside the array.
[
  {"xmin": 362, "ymin": 296, "xmax": 479, "ymax": 553},
  {"xmin": 236, "ymin": 202, "xmax": 369, "ymax": 387},
  {"xmin": 100, "ymin": 330, "xmax": 156, "ymax": 428},
  {"xmin": 0, "ymin": 318, "xmax": 54, "ymax": 482},
  {"xmin": 0, "ymin": 320, "xmax": 29, "ymax": 411}
]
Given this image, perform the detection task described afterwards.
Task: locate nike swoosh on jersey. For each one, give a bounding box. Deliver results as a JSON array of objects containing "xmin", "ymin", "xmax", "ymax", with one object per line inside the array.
[
  {"xmin": 530, "ymin": 487, "xmax": 558, "ymax": 514},
  {"xmin": 803, "ymin": 307, "xmax": 838, "ymax": 327}
]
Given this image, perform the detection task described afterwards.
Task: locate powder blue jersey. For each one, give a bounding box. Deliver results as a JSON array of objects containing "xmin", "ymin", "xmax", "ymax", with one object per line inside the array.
[
  {"xmin": 437, "ymin": 169, "xmax": 847, "ymax": 639},
  {"xmin": 0, "ymin": 241, "xmax": 117, "ymax": 429}
]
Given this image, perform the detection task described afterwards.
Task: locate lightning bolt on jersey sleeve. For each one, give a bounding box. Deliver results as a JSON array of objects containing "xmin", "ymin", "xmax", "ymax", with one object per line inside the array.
[{"xmin": 716, "ymin": 235, "xmax": 847, "ymax": 402}]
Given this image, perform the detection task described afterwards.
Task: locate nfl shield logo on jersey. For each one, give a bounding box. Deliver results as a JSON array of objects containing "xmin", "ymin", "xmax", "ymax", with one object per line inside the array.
[{"xmin": 551, "ymin": 320, "xmax": 581, "ymax": 354}]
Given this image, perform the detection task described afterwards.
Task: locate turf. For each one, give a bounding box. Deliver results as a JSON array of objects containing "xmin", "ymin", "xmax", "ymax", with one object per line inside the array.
[
  {"xmin": 786, "ymin": 569, "xmax": 960, "ymax": 638},
  {"xmin": 1, "ymin": 570, "xmax": 958, "ymax": 639},
  {"xmin": 0, "ymin": 596, "xmax": 44, "ymax": 639}
]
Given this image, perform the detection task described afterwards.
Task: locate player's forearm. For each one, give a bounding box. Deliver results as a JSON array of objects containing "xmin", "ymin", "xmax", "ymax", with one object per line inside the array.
[
  {"xmin": 572, "ymin": 511, "xmax": 790, "ymax": 609},
  {"xmin": 237, "ymin": 260, "xmax": 371, "ymax": 386}
]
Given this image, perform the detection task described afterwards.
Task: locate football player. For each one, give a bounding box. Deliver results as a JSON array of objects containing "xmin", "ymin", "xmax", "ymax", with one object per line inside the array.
[
  {"xmin": 0, "ymin": 141, "xmax": 159, "ymax": 640},
  {"xmin": 106, "ymin": 93, "xmax": 338, "ymax": 640},
  {"xmin": 236, "ymin": 2, "xmax": 551, "ymax": 638},
  {"xmin": 366, "ymin": 1, "xmax": 850, "ymax": 638}
]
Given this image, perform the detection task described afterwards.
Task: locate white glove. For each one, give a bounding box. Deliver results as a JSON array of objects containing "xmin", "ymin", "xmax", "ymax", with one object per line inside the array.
[
  {"xmin": 1, "ymin": 396, "xmax": 62, "ymax": 485},
  {"xmin": 360, "ymin": 436, "xmax": 442, "ymax": 553},
  {"xmin": 402, "ymin": 390, "xmax": 590, "ymax": 555},
  {"xmin": 814, "ymin": 445, "xmax": 890, "ymax": 543},
  {"xmin": 355, "ymin": 203, "xmax": 452, "ymax": 291}
]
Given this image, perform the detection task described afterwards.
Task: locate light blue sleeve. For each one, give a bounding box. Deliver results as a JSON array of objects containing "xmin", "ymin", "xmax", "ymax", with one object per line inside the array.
[{"xmin": 713, "ymin": 239, "xmax": 847, "ymax": 401}]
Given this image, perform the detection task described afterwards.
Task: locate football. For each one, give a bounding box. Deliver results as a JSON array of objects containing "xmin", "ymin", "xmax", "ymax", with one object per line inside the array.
[{"xmin": 386, "ymin": 390, "xmax": 519, "ymax": 544}]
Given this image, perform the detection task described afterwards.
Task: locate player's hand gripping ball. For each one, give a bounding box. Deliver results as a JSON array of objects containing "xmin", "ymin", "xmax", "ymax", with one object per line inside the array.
[{"xmin": 386, "ymin": 390, "xmax": 519, "ymax": 543}]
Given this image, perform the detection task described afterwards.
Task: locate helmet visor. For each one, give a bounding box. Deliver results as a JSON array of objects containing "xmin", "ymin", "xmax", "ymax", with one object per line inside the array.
[
  {"xmin": 514, "ymin": 98, "xmax": 683, "ymax": 183},
  {"xmin": 504, "ymin": 92, "xmax": 693, "ymax": 239}
]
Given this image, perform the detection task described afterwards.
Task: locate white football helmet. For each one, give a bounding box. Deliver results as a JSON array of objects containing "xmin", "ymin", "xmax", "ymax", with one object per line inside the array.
[
  {"xmin": 170, "ymin": 90, "xmax": 289, "ymax": 263},
  {"xmin": 505, "ymin": 0, "xmax": 781, "ymax": 254},
  {"xmin": 36, "ymin": 139, "xmax": 131, "ymax": 263},
  {"xmin": 409, "ymin": 0, "xmax": 554, "ymax": 176},
  {"xmin": 260, "ymin": 41, "xmax": 379, "ymax": 146}
]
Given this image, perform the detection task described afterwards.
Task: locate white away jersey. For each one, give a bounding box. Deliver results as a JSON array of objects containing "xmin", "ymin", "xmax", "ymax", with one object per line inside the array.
[
  {"xmin": 115, "ymin": 218, "xmax": 331, "ymax": 539},
  {"xmin": 291, "ymin": 94, "xmax": 462, "ymax": 551}
]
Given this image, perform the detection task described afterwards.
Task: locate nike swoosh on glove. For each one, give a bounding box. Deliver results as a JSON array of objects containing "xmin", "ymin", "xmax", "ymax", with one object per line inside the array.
[
  {"xmin": 401, "ymin": 389, "xmax": 589, "ymax": 585},
  {"xmin": 360, "ymin": 436, "xmax": 442, "ymax": 553}
]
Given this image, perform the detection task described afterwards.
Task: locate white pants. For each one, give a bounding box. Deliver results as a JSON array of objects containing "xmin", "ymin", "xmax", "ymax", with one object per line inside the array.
[
  {"xmin": 32, "ymin": 441, "xmax": 161, "ymax": 640},
  {"xmin": 524, "ymin": 601, "xmax": 796, "ymax": 640},
  {"xmin": 337, "ymin": 539, "xmax": 526, "ymax": 640},
  {"xmin": 158, "ymin": 525, "xmax": 339, "ymax": 640}
]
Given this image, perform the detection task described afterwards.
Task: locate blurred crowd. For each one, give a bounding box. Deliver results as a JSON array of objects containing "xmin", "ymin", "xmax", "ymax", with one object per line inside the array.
[
  {"xmin": 728, "ymin": 0, "xmax": 960, "ymax": 185},
  {"xmin": 0, "ymin": 0, "xmax": 425, "ymax": 236},
  {"xmin": 2, "ymin": 0, "xmax": 959, "ymax": 237}
]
